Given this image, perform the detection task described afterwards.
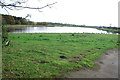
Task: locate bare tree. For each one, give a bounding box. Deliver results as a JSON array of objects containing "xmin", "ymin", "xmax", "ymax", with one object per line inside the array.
[{"xmin": 0, "ymin": 0, "xmax": 57, "ymax": 14}]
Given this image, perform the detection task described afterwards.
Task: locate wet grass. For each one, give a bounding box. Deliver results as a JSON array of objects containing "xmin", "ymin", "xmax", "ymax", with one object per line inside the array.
[{"xmin": 2, "ymin": 33, "xmax": 119, "ymax": 78}]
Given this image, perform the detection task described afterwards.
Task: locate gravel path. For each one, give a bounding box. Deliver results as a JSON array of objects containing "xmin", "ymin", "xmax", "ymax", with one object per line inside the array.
[{"xmin": 66, "ymin": 48, "xmax": 119, "ymax": 78}]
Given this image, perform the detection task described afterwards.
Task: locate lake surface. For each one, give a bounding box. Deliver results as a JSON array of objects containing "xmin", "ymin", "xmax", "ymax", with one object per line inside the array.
[{"xmin": 7, "ymin": 27, "xmax": 113, "ymax": 34}]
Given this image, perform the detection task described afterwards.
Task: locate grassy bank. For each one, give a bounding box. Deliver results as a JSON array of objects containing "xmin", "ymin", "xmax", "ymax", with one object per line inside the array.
[
  {"xmin": 2, "ymin": 33, "xmax": 119, "ymax": 78},
  {"xmin": 97, "ymin": 27, "xmax": 120, "ymax": 34}
]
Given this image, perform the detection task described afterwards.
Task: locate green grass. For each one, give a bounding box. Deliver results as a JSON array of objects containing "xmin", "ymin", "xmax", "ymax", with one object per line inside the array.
[{"xmin": 2, "ymin": 33, "xmax": 119, "ymax": 78}]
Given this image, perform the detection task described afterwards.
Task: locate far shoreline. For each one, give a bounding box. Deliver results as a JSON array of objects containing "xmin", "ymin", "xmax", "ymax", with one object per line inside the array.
[{"xmin": 3, "ymin": 25, "xmax": 55, "ymax": 27}]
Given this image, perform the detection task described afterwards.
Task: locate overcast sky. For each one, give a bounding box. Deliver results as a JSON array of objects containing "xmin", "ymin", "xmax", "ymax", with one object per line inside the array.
[{"xmin": 0, "ymin": 0, "xmax": 119, "ymax": 27}]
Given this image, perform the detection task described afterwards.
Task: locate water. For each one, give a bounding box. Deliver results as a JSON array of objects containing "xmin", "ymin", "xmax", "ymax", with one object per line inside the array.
[{"xmin": 7, "ymin": 27, "xmax": 113, "ymax": 34}]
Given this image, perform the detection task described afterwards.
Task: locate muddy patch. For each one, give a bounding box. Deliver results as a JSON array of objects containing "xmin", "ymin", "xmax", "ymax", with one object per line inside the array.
[
  {"xmin": 60, "ymin": 56, "xmax": 67, "ymax": 59},
  {"xmin": 65, "ymin": 48, "xmax": 119, "ymax": 78}
]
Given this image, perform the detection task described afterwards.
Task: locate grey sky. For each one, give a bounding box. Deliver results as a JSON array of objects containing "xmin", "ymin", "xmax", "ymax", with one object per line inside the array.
[{"xmin": 0, "ymin": 0, "xmax": 119, "ymax": 27}]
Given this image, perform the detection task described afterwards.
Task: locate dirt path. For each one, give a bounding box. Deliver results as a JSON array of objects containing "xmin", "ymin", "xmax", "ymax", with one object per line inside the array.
[{"xmin": 65, "ymin": 48, "xmax": 119, "ymax": 78}]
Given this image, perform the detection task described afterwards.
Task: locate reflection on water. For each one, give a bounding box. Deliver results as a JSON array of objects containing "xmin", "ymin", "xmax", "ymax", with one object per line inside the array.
[{"xmin": 7, "ymin": 27, "xmax": 113, "ymax": 34}]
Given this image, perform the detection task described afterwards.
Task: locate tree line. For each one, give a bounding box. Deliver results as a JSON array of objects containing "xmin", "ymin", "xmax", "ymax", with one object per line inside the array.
[
  {"xmin": 2, "ymin": 14, "xmax": 49, "ymax": 25},
  {"xmin": 1, "ymin": 14, "xmax": 84, "ymax": 27},
  {"xmin": 2, "ymin": 14, "xmax": 35, "ymax": 25}
]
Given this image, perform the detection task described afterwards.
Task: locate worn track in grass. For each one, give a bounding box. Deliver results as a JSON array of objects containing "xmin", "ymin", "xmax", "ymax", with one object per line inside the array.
[{"xmin": 66, "ymin": 48, "xmax": 119, "ymax": 78}]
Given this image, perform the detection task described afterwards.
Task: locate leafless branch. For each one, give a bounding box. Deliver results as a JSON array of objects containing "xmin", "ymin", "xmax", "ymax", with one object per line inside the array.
[
  {"xmin": 0, "ymin": 0, "xmax": 57, "ymax": 17},
  {"xmin": 25, "ymin": 14, "xmax": 31, "ymax": 18},
  {"xmin": 4, "ymin": 7, "xmax": 9, "ymax": 14},
  {"xmin": 38, "ymin": 9, "xmax": 43, "ymax": 12},
  {"xmin": 0, "ymin": 1, "xmax": 57, "ymax": 10}
]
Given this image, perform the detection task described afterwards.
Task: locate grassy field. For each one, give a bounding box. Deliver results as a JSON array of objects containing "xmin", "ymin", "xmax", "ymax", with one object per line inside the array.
[{"xmin": 2, "ymin": 33, "xmax": 119, "ymax": 78}]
